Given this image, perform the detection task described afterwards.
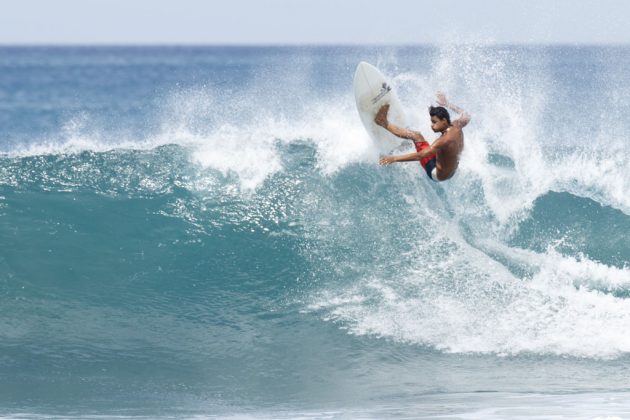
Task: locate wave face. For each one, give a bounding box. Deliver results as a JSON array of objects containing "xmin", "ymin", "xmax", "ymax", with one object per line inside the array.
[{"xmin": 1, "ymin": 46, "xmax": 630, "ymax": 416}]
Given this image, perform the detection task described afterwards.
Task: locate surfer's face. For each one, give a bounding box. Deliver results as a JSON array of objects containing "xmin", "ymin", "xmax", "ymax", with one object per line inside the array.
[{"xmin": 431, "ymin": 116, "xmax": 449, "ymax": 132}]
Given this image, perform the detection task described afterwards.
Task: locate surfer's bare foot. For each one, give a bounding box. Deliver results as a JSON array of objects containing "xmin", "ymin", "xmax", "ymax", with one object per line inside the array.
[{"xmin": 375, "ymin": 104, "xmax": 390, "ymax": 127}]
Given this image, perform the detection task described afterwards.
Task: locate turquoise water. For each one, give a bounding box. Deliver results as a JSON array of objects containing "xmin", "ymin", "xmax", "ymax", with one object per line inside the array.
[{"xmin": 0, "ymin": 46, "xmax": 629, "ymax": 418}]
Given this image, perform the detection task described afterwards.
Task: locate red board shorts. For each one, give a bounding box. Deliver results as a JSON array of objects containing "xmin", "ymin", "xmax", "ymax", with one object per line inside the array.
[{"xmin": 414, "ymin": 141, "xmax": 438, "ymax": 181}]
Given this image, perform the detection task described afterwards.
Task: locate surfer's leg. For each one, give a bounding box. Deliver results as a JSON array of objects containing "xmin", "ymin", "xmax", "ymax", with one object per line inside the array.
[{"xmin": 424, "ymin": 157, "xmax": 439, "ymax": 182}]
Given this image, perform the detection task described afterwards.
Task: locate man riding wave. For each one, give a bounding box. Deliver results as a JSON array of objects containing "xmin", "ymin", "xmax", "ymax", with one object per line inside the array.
[{"xmin": 375, "ymin": 92, "xmax": 470, "ymax": 181}]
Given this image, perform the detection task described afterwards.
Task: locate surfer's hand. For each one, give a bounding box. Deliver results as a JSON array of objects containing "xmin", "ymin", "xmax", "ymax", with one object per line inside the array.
[
  {"xmin": 379, "ymin": 156, "xmax": 397, "ymax": 165},
  {"xmin": 436, "ymin": 92, "xmax": 448, "ymax": 107},
  {"xmin": 375, "ymin": 104, "xmax": 390, "ymax": 127}
]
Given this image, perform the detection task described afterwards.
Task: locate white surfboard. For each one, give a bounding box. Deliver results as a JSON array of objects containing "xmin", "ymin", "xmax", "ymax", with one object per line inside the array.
[{"xmin": 353, "ymin": 62, "xmax": 407, "ymax": 152}]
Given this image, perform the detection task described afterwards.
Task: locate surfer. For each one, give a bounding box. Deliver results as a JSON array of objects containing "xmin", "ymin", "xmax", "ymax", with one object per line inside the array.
[{"xmin": 375, "ymin": 92, "xmax": 470, "ymax": 181}]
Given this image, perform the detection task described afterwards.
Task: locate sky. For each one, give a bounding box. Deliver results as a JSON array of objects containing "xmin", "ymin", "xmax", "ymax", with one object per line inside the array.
[{"xmin": 1, "ymin": 0, "xmax": 629, "ymax": 45}]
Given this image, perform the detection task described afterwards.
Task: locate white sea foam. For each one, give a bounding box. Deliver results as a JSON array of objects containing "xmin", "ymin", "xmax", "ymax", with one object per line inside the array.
[
  {"xmin": 308, "ymin": 230, "xmax": 630, "ymax": 358},
  {"xmin": 182, "ymin": 98, "xmax": 378, "ymax": 190}
]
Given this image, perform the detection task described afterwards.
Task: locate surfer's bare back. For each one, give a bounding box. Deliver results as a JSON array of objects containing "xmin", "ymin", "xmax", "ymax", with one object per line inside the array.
[{"xmin": 375, "ymin": 92, "xmax": 470, "ymax": 181}]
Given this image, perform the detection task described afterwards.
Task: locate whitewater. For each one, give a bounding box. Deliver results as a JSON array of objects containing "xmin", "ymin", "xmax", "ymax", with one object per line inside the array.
[{"xmin": 0, "ymin": 45, "xmax": 629, "ymax": 418}]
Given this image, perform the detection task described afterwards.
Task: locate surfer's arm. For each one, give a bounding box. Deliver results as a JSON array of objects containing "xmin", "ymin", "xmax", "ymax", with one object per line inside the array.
[
  {"xmin": 375, "ymin": 104, "xmax": 425, "ymax": 142},
  {"xmin": 379, "ymin": 145, "xmax": 437, "ymax": 165},
  {"xmin": 380, "ymin": 152, "xmax": 420, "ymax": 165},
  {"xmin": 436, "ymin": 92, "xmax": 471, "ymax": 128},
  {"xmin": 379, "ymin": 133, "xmax": 454, "ymax": 164}
]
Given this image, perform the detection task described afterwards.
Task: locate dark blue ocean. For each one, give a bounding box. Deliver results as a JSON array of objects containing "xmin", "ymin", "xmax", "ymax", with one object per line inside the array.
[{"xmin": 1, "ymin": 45, "xmax": 629, "ymax": 419}]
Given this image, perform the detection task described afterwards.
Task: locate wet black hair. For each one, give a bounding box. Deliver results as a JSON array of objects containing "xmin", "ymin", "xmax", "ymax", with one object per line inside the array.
[{"xmin": 429, "ymin": 106, "xmax": 451, "ymax": 124}]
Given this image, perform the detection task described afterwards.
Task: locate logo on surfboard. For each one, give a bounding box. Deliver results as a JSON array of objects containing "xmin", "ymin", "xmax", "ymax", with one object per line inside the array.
[{"xmin": 371, "ymin": 82, "xmax": 392, "ymax": 104}]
